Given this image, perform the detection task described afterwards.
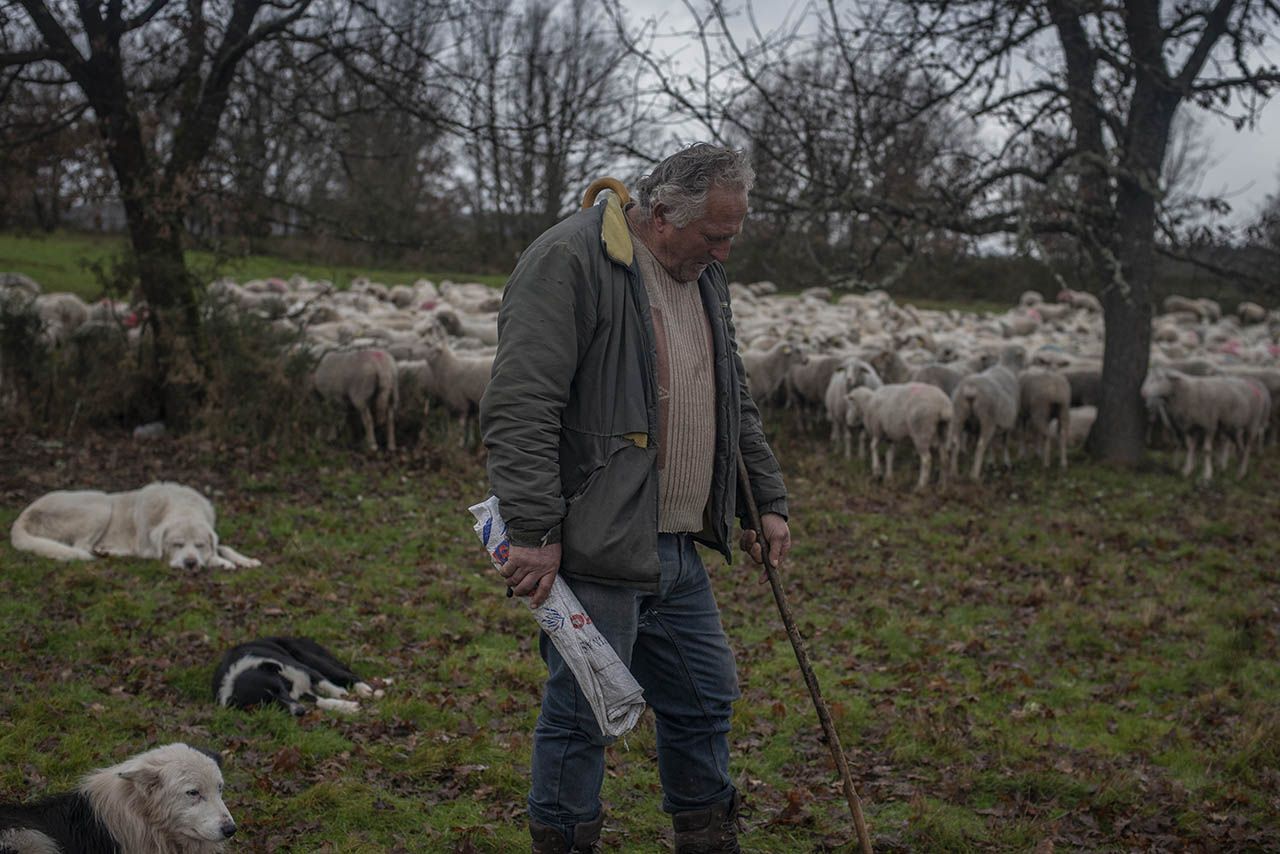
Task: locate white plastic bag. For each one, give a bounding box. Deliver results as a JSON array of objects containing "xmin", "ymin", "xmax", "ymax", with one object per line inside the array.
[{"xmin": 469, "ymin": 495, "xmax": 646, "ymax": 738}]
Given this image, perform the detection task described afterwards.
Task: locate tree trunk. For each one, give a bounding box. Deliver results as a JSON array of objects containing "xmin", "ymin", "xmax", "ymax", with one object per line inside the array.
[
  {"xmin": 118, "ymin": 172, "xmax": 207, "ymax": 430},
  {"xmin": 1090, "ymin": 187, "xmax": 1157, "ymax": 465}
]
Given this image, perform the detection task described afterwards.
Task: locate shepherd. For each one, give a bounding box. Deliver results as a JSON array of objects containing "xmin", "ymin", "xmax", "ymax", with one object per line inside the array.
[{"xmin": 480, "ymin": 143, "xmax": 792, "ymax": 853}]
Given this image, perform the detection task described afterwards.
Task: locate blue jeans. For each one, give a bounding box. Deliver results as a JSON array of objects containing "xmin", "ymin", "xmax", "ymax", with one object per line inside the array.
[{"xmin": 528, "ymin": 533, "xmax": 741, "ymax": 835}]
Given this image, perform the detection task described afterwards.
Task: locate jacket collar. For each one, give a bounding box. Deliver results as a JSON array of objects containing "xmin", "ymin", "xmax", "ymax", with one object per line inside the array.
[{"xmin": 599, "ymin": 194, "xmax": 634, "ymax": 267}]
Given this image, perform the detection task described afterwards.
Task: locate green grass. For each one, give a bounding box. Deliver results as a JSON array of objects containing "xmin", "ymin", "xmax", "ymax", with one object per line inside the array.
[
  {"xmin": 2, "ymin": 420, "xmax": 1280, "ymax": 850},
  {"xmin": 0, "ymin": 231, "xmax": 506, "ymax": 299}
]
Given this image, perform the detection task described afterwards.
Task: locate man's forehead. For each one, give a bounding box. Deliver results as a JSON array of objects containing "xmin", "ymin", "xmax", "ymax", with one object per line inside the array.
[{"xmin": 697, "ymin": 187, "xmax": 749, "ymax": 226}]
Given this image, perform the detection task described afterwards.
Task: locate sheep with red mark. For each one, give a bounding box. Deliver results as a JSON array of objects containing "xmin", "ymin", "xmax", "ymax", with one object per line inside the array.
[{"xmin": 311, "ymin": 348, "xmax": 399, "ymax": 453}]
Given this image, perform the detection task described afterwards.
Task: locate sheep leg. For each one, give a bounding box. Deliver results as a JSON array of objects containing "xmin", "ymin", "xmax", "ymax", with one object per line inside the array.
[
  {"xmin": 1202, "ymin": 431, "xmax": 1214, "ymax": 481},
  {"xmin": 915, "ymin": 442, "xmax": 931, "ymax": 492},
  {"xmin": 970, "ymin": 426, "xmax": 992, "ymax": 481},
  {"xmin": 947, "ymin": 429, "xmax": 961, "ymax": 478},
  {"xmin": 1181, "ymin": 433, "xmax": 1196, "ymax": 477},
  {"xmin": 885, "ymin": 442, "xmax": 896, "ymax": 480},
  {"xmin": 379, "ymin": 388, "xmax": 397, "ymax": 453},
  {"xmin": 458, "ymin": 412, "xmax": 470, "ymax": 449},
  {"xmin": 841, "ymin": 425, "xmax": 852, "ymax": 459},
  {"xmin": 869, "ymin": 434, "xmax": 882, "ymax": 478},
  {"xmin": 1058, "ymin": 412, "xmax": 1069, "ymax": 470},
  {"xmin": 358, "ymin": 405, "xmax": 378, "ymax": 453},
  {"xmin": 1001, "ymin": 431, "xmax": 1012, "ymax": 469},
  {"xmin": 1237, "ymin": 430, "xmax": 1251, "ymax": 478}
]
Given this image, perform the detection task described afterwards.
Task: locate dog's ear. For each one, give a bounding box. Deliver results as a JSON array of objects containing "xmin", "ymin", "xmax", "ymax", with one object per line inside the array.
[
  {"xmin": 147, "ymin": 522, "xmax": 169, "ymax": 559},
  {"xmin": 118, "ymin": 764, "xmax": 162, "ymax": 791},
  {"xmin": 193, "ymin": 746, "xmax": 224, "ymax": 769}
]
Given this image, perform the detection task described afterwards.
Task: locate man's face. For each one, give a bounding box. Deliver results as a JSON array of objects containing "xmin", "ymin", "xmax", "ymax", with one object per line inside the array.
[{"xmin": 650, "ymin": 186, "xmax": 748, "ymax": 282}]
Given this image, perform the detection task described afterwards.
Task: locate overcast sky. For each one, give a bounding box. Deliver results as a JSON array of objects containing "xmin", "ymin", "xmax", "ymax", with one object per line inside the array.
[{"xmin": 625, "ymin": 0, "xmax": 1280, "ymax": 225}]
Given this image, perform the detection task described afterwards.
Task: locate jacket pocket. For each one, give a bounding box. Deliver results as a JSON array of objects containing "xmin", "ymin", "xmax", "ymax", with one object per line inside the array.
[{"xmin": 560, "ymin": 439, "xmax": 659, "ymax": 587}]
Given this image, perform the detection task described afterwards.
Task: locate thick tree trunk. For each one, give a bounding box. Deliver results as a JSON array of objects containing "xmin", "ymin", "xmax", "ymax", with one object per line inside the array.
[
  {"xmin": 1093, "ymin": 271, "xmax": 1152, "ymax": 465},
  {"xmin": 1090, "ymin": 183, "xmax": 1158, "ymax": 466},
  {"xmin": 118, "ymin": 172, "xmax": 207, "ymax": 430}
]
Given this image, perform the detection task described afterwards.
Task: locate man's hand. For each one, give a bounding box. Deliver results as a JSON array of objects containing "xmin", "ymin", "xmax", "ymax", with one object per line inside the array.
[
  {"xmin": 739, "ymin": 512, "xmax": 791, "ymax": 570},
  {"xmin": 501, "ymin": 543, "xmax": 562, "ymax": 607}
]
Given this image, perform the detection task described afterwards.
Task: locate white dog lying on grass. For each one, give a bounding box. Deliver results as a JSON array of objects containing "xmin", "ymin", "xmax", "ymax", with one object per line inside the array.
[
  {"xmin": 10, "ymin": 481, "xmax": 260, "ymax": 570},
  {"xmin": 0, "ymin": 742, "xmax": 236, "ymax": 854}
]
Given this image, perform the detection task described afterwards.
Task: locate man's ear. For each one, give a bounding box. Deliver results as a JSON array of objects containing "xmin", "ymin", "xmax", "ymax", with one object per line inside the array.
[{"xmin": 650, "ymin": 201, "xmax": 673, "ymax": 231}]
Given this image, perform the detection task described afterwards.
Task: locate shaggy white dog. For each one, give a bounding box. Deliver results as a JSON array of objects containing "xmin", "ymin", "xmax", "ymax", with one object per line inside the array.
[
  {"xmin": 9, "ymin": 482, "xmax": 260, "ymax": 570},
  {"xmin": 0, "ymin": 742, "xmax": 236, "ymax": 854}
]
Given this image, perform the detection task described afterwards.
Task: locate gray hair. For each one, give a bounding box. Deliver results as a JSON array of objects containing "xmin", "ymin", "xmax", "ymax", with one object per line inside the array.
[{"xmin": 633, "ymin": 143, "xmax": 755, "ymax": 228}]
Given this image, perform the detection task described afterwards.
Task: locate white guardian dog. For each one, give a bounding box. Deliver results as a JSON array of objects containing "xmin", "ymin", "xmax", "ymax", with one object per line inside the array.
[
  {"xmin": 0, "ymin": 742, "xmax": 236, "ymax": 854},
  {"xmin": 9, "ymin": 481, "xmax": 260, "ymax": 570}
]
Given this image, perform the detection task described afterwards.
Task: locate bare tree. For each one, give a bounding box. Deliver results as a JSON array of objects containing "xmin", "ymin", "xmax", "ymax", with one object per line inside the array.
[
  {"xmin": 0, "ymin": 0, "xmax": 343, "ymax": 421},
  {"xmin": 449, "ymin": 0, "xmax": 652, "ymax": 260},
  {"xmin": 615, "ymin": 0, "xmax": 1280, "ymax": 464}
]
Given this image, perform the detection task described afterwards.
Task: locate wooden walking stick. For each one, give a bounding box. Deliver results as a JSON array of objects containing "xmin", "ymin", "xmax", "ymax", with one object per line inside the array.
[{"xmin": 737, "ymin": 456, "xmax": 874, "ymax": 854}]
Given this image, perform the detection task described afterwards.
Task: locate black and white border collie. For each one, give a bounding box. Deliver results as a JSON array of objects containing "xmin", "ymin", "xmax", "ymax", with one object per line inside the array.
[
  {"xmin": 213, "ymin": 636, "xmax": 384, "ymax": 716},
  {"xmin": 0, "ymin": 742, "xmax": 234, "ymax": 854}
]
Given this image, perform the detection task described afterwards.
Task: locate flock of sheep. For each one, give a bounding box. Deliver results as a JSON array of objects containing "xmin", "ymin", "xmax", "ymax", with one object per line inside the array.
[{"xmin": 2, "ymin": 269, "xmax": 1277, "ymax": 486}]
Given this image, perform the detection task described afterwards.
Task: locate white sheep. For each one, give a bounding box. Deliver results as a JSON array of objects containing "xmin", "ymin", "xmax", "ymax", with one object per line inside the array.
[
  {"xmin": 949, "ymin": 345, "xmax": 1024, "ymax": 481},
  {"xmin": 34, "ymin": 292, "xmax": 90, "ymax": 345},
  {"xmin": 856, "ymin": 382, "xmax": 954, "ymax": 491},
  {"xmin": 311, "ymin": 348, "xmax": 399, "ymax": 453},
  {"xmin": 1237, "ymin": 301, "xmax": 1267, "ymax": 325},
  {"xmin": 742, "ymin": 340, "xmax": 807, "ymax": 403},
  {"xmin": 823, "ymin": 358, "xmax": 882, "ymax": 457},
  {"xmin": 1057, "ymin": 288, "xmax": 1103, "ymax": 313},
  {"xmin": 422, "ymin": 333, "xmax": 494, "ymax": 448},
  {"xmin": 1051, "ymin": 405, "xmax": 1096, "ymax": 449},
  {"xmin": 785, "ymin": 353, "xmax": 849, "ymax": 426},
  {"xmin": 1141, "ymin": 370, "xmax": 1271, "ymax": 480},
  {"xmin": 432, "ymin": 306, "xmax": 499, "ymax": 346},
  {"xmin": 1018, "ymin": 369, "xmax": 1072, "ymax": 469}
]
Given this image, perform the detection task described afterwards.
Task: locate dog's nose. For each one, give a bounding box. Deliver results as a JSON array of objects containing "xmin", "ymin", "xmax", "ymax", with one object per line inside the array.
[
  {"xmin": 183, "ymin": 556, "xmax": 198, "ymax": 570},
  {"xmin": 221, "ymin": 821, "xmax": 237, "ymax": 838}
]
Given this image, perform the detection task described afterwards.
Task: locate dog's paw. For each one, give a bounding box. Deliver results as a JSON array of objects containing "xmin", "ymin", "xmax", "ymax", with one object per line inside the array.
[
  {"xmin": 316, "ymin": 697, "xmax": 361, "ymax": 715},
  {"xmin": 239, "ymin": 557, "xmax": 262, "ymax": 568},
  {"xmin": 353, "ymin": 682, "xmax": 375, "ymax": 698}
]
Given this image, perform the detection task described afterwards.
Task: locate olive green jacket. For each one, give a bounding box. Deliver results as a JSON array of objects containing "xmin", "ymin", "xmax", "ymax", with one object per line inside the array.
[{"xmin": 479, "ymin": 195, "xmax": 788, "ymax": 591}]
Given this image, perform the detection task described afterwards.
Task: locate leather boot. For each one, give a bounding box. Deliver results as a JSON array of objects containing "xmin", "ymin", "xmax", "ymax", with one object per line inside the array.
[
  {"xmin": 529, "ymin": 814, "xmax": 603, "ymax": 853},
  {"xmin": 672, "ymin": 791, "xmax": 743, "ymax": 854}
]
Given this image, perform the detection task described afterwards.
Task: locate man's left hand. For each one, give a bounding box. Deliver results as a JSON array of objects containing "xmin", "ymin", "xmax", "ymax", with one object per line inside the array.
[{"xmin": 740, "ymin": 512, "xmax": 791, "ymax": 570}]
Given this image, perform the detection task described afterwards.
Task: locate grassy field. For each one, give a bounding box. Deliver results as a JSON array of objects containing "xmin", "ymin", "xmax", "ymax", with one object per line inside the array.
[
  {"xmin": 0, "ymin": 231, "xmax": 507, "ymax": 299},
  {"xmin": 1, "ymin": 419, "xmax": 1277, "ymax": 853}
]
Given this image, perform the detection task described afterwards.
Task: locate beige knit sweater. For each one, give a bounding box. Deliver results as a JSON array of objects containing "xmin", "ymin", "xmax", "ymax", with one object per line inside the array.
[{"xmin": 631, "ymin": 235, "xmax": 716, "ymax": 533}]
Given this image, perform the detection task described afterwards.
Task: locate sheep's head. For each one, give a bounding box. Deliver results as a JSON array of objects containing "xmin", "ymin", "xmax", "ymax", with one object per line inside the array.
[
  {"xmin": 842, "ymin": 358, "xmax": 882, "ymax": 391},
  {"xmin": 1140, "ymin": 370, "xmax": 1173, "ymax": 401},
  {"xmin": 999, "ymin": 345, "xmax": 1026, "ymax": 370}
]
